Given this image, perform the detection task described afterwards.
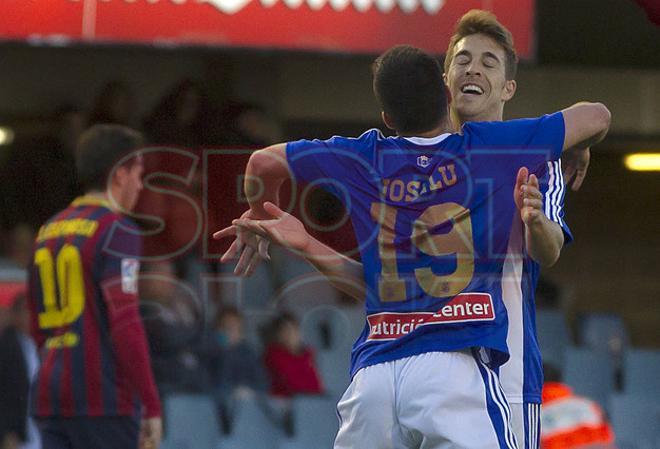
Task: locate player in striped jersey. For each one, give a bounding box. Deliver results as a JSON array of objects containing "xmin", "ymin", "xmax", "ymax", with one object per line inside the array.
[
  {"xmin": 216, "ymin": 45, "xmax": 610, "ymax": 448},
  {"xmin": 27, "ymin": 125, "xmax": 161, "ymax": 449}
]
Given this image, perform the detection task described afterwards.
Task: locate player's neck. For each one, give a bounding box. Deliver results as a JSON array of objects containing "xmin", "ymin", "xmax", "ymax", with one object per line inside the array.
[
  {"xmin": 82, "ymin": 190, "xmax": 119, "ymax": 212},
  {"xmin": 452, "ymin": 108, "xmax": 503, "ymax": 130},
  {"xmin": 398, "ymin": 118, "xmax": 452, "ymax": 138},
  {"xmin": 82, "ymin": 191, "xmax": 109, "ymax": 202}
]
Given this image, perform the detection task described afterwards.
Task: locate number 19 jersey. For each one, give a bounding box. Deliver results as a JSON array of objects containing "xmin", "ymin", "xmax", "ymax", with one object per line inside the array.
[{"xmin": 286, "ymin": 112, "xmax": 565, "ymax": 377}]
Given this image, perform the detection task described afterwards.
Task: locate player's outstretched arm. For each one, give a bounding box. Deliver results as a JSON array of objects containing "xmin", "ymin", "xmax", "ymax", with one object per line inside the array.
[
  {"xmin": 561, "ymin": 102, "xmax": 611, "ymax": 152},
  {"xmin": 230, "ymin": 202, "xmax": 367, "ymax": 301},
  {"xmin": 245, "ymin": 143, "xmax": 290, "ymax": 218},
  {"xmin": 213, "ymin": 143, "xmax": 291, "ymax": 275},
  {"xmin": 515, "ymin": 167, "xmax": 564, "ymax": 267}
]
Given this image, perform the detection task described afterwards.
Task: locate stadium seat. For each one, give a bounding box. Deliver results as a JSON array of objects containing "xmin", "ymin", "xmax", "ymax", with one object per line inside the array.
[
  {"xmin": 218, "ymin": 394, "xmax": 283, "ymax": 449},
  {"xmin": 623, "ymin": 348, "xmax": 660, "ymax": 396},
  {"xmin": 279, "ymin": 396, "xmax": 338, "ymax": 449},
  {"xmin": 163, "ymin": 394, "xmax": 220, "ymax": 449},
  {"xmin": 610, "ymin": 394, "xmax": 660, "ymax": 449},
  {"xmin": 563, "ymin": 346, "xmax": 615, "ymax": 410},
  {"xmin": 300, "ymin": 305, "xmax": 353, "ymax": 351},
  {"xmin": 579, "ymin": 313, "xmax": 629, "ymax": 365},
  {"xmin": 536, "ymin": 309, "xmax": 571, "ymax": 368},
  {"xmin": 317, "ymin": 347, "xmax": 351, "ymax": 399}
]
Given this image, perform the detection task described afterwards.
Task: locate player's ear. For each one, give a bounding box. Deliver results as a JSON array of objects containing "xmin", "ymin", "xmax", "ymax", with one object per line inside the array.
[
  {"xmin": 112, "ymin": 164, "xmax": 129, "ymax": 188},
  {"xmin": 502, "ymin": 79, "xmax": 517, "ymax": 102},
  {"xmin": 381, "ymin": 112, "xmax": 396, "ymax": 130},
  {"xmin": 445, "ymin": 83, "xmax": 452, "ymax": 105}
]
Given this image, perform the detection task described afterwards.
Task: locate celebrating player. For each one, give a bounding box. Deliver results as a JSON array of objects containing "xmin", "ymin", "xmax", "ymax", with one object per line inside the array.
[
  {"xmin": 223, "ymin": 11, "xmax": 593, "ymax": 449},
  {"xmin": 26, "ymin": 125, "xmax": 162, "ymax": 449},
  {"xmin": 215, "ymin": 43, "xmax": 610, "ymax": 448}
]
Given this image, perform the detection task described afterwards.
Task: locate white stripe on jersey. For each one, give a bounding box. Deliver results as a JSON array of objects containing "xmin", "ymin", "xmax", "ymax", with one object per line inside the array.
[
  {"xmin": 545, "ymin": 160, "xmax": 566, "ymax": 226},
  {"xmin": 552, "ymin": 160, "xmax": 563, "ymax": 223},
  {"xmin": 499, "ymin": 217, "xmax": 525, "ymax": 404}
]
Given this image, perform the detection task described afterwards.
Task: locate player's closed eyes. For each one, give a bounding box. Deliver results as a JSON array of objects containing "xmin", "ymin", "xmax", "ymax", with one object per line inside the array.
[{"xmin": 454, "ymin": 55, "xmax": 470, "ymax": 65}]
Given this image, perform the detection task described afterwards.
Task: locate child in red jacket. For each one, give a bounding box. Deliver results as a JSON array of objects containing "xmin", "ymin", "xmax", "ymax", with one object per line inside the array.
[{"xmin": 264, "ymin": 312, "xmax": 323, "ymax": 397}]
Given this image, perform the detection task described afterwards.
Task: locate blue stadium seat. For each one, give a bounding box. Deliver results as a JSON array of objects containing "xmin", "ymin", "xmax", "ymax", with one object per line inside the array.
[
  {"xmin": 610, "ymin": 394, "xmax": 660, "ymax": 449},
  {"xmin": 218, "ymin": 394, "xmax": 283, "ymax": 449},
  {"xmin": 317, "ymin": 348, "xmax": 351, "ymax": 399},
  {"xmin": 623, "ymin": 348, "xmax": 660, "ymax": 396},
  {"xmin": 536, "ymin": 309, "xmax": 571, "ymax": 368},
  {"xmin": 163, "ymin": 394, "xmax": 220, "ymax": 449},
  {"xmin": 579, "ymin": 313, "xmax": 629, "ymax": 366},
  {"xmin": 563, "ymin": 346, "xmax": 615, "ymax": 410},
  {"xmin": 279, "ymin": 396, "xmax": 338, "ymax": 449},
  {"xmin": 300, "ymin": 305, "xmax": 353, "ymax": 352}
]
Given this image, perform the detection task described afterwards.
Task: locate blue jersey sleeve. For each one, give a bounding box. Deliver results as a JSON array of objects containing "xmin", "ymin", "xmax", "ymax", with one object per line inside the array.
[
  {"xmin": 286, "ymin": 129, "xmax": 382, "ymax": 202},
  {"xmin": 462, "ymin": 112, "xmax": 565, "ymax": 161}
]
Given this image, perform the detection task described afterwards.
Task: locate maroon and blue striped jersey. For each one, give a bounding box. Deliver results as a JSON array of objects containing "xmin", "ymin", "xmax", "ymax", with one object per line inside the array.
[{"xmin": 27, "ymin": 196, "xmax": 161, "ymax": 418}]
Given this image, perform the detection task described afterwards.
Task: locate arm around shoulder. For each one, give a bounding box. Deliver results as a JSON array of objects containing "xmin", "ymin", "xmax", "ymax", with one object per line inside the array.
[{"xmin": 561, "ymin": 102, "xmax": 611, "ymax": 151}]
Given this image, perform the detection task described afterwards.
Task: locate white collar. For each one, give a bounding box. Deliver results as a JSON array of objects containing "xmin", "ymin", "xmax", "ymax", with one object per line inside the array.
[{"xmin": 402, "ymin": 133, "xmax": 452, "ymax": 146}]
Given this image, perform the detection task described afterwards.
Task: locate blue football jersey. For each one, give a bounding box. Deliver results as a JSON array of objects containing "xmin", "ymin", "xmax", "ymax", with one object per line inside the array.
[
  {"xmin": 500, "ymin": 156, "xmax": 572, "ymax": 405},
  {"xmin": 286, "ymin": 112, "xmax": 565, "ymax": 377}
]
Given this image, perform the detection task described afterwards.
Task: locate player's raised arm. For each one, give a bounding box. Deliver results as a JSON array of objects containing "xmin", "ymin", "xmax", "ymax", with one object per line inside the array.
[
  {"xmin": 561, "ymin": 102, "xmax": 611, "ymax": 151},
  {"xmin": 232, "ymin": 202, "xmax": 367, "ymax": 301},
  {"xmin": 244, "ymin": 143, "xmax": 290, "ymax": 219}
]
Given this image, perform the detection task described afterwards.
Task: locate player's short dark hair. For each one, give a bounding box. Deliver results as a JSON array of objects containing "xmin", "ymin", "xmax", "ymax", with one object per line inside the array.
[
  {"xmin": 76, "ymin": 124, "xmax": 144, "ymax": 192},
  {"xmin": 444, "ymin": 10, "xmax": 519, "ymax": 80},
  {"xmin": 372, "ymin": 45, "xmax": 447, "ymax": 135}
]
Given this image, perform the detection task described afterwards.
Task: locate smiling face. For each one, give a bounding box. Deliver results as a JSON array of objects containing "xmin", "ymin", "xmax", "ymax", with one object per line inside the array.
[{"xmin": 444, "ymin": 33, "xmax": 517, "ymax": 127}]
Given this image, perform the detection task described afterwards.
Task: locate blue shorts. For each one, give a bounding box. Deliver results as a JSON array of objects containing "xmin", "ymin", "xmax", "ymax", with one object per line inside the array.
[{"xmin": 37, "ymin": 416, "xmax": 139, "ymax": 449}]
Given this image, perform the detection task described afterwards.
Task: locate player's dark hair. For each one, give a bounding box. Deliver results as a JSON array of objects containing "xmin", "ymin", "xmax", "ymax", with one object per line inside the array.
[
  {"xmin": 444, "ymin": 9, "xmax": 519, "ymax": 80},
  {"xmin": 372, "ymin": 45, "xmax": 447, "ymax": 135},
  {"xmin": 76, "ymin": 124, "xmax": 144, "ymax": 192}
]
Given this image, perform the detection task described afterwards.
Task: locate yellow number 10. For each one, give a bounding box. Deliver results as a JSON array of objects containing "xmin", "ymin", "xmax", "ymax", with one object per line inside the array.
[
  {"xmin": 35, "ymin": 245, "xmax": 86, "ymax": 329},
  {"xmin": 371, "ymin": 202, "xmax": 475, "ymax": 302}
]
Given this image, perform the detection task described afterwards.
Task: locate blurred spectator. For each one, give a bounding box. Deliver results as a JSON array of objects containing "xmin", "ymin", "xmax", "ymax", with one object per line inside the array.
[
  {"xmin": 139, "ymin": 261, "xmax": 210, "ymax": 396},
  {"xmin": 206, "ymin": 307, "xmax": 267, "ymax": 431},
  {"xmin": 208, "ymin": 306, "xmax": 267, "ymax": 393},
  {"xmin": 12, "ymin": 294, "xmax": 41, "ymax": 449},
  {"xmin": 541, "ymin": 364, "xmax": 617, "ymax": 449},
  {"xmin": 0, "ymin": 224, "xmax": 35, "ymax": 281},
  {"xmin": 1, "ymin": 107, "xmax": 83, "ymax": 229},
  {"xmin": 89, "ymin": 81, "xmax": 136, "ymax": 127},
  {"xmin": 263, "ymin": 312, "xmax": 323, "ymax": 398},
  {"xmin": 0, "ymin": 293, "xmax": 30, "ymax": 449},
  {"xmin": 219, "ymin": 101, "xmax": 281, "ymax": 147},
  {"xmin": 536, "ymin": 276, "xmax": 561, "ymax": 309},
  {"xmin": 143, "ymin": 80, "xmax": 214, "ymax": 147}
]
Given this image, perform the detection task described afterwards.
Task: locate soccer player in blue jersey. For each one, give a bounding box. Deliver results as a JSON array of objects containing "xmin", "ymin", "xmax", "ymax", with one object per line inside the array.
[
  {"xmin": 27, "ymin": 125, "xmax": 162, "ymax": 449},
  {"xmin": 223, "ymin": 11, "xmax": 592, "ymax": 449},
  {"xmin": 216, "ymin": 45, "xmax": 609, "ymax": 448}
]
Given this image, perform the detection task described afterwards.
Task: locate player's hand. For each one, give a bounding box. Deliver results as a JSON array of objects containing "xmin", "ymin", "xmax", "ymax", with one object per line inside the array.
[
  {"xmin": 514, "ymin": 167, "xmax": 543, "ymax": 226},
  {"xmin": 562, "ymin": 147, "xmax": 590, "ymax": 191},
  {"xmin": 139, "ymin": 416, "xmax": 162, "ymax": 449},
  {"xmin": 213, "ymin": 209, "xmax": 270, "ymax": 277},
  {"xmin": 232, "ymin": 202, "xmax": 310, "ymax": 253}
]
